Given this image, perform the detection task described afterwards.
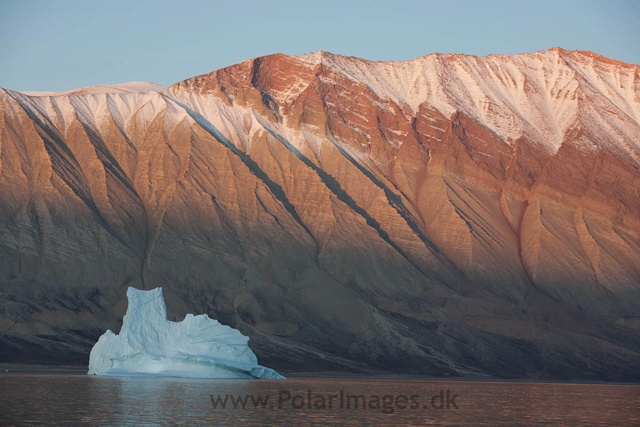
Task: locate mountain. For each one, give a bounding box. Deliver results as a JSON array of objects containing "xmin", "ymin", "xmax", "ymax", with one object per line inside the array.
[{"xmin": 1, "ymin": 48, "xmax": 639, "ymax": 380}]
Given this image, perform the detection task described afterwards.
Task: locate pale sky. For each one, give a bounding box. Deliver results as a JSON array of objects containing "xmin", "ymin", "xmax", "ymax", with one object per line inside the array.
[{"xmin": 1, "ymin": 0, "xmax": 638, "ymax": 92}]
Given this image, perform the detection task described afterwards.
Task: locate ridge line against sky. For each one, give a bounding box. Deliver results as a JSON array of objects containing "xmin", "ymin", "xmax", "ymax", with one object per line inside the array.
[{"xmin": 1, "ymin": 0, "xmax": 638, "ymax": 92}]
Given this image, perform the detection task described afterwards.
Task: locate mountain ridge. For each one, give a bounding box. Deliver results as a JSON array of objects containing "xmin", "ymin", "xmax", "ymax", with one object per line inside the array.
[
  {"xmin": 1, "ymin": 48, "xmax": 639, "ymax": 380},
  {"xmin": 168, "ymin": 47, "xmax": 640, "ymax": 160}
]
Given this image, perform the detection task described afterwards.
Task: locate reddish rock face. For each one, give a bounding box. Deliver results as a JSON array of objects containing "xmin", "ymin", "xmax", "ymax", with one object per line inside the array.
[{"xmin": 1, "ymin": 48, "xmax": 639, "ymax": 380}]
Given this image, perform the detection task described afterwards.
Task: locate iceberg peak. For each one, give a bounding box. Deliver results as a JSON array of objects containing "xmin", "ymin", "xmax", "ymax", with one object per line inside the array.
[{"xmin": 88, "ymin": 287, "xmax": 285, "ymax": 379}]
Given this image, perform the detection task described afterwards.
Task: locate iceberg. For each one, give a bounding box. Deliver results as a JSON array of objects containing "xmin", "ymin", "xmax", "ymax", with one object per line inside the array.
[{"xmin": 88, "ymin": 287, "xmax": 285, "ymax": 379}]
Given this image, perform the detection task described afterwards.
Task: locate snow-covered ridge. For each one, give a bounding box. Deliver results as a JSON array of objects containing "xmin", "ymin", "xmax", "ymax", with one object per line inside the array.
[
  {"xmin": 3, "ymin": 87, "xmax": 186, "ymax": 146},
  {"xmin": 88, "ymin": 287, "xmax": 285, "ymax": 379},
  {"xmin": 7, "ymin": 48, "xmax": 640, "ymax": 160},
  {"xmin": 21, "ymin": 81, "xmax": 166, "ymax": 97},
  {"xmin": 295, "ymin": 49, "xmax": 640, "ymax": 154}
]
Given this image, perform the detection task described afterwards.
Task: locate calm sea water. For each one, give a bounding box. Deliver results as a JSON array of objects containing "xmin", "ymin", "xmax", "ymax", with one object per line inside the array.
[{"xmin": 0, "ymin": 369, "xmax": 638, "ymax": 426}]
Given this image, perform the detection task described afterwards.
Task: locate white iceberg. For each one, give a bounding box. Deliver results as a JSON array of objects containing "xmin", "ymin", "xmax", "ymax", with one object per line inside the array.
[{"xmin": 88, "ymin": 287, "xmax": 285, "ymax": 379}]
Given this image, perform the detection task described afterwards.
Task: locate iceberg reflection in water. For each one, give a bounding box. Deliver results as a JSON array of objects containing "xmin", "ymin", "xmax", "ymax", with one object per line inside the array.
[{"xmin": 0, "ymin": 372, "xmax": 638, "ymax": 426}]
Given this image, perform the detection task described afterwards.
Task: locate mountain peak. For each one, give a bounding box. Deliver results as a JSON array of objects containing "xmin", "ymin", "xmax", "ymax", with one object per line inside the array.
[{"xmin": 163, "ymin": 48, "xmax": 640, "ymax": 159}]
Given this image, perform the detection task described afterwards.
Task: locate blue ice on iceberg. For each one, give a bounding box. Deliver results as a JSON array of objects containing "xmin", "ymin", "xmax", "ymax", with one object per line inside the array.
[{"xmin": 88, "ymin": 287, "xmax": 286, "ymax": 379}]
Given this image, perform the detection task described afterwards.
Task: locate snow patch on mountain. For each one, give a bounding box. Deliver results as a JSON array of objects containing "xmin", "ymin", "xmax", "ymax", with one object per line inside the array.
[
  {"xmin": 296, "ymin": 49, "xmax": 640, "ymax": 155},
  {"xmin": 21, "ymin": 82, "xmax": 166, "ymax": 97}
]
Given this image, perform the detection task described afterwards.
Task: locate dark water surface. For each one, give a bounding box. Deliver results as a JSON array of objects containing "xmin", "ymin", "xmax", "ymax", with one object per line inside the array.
[{"xmin": 0, "ymin": 370, "xmax": 638, "ymax": 426}]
